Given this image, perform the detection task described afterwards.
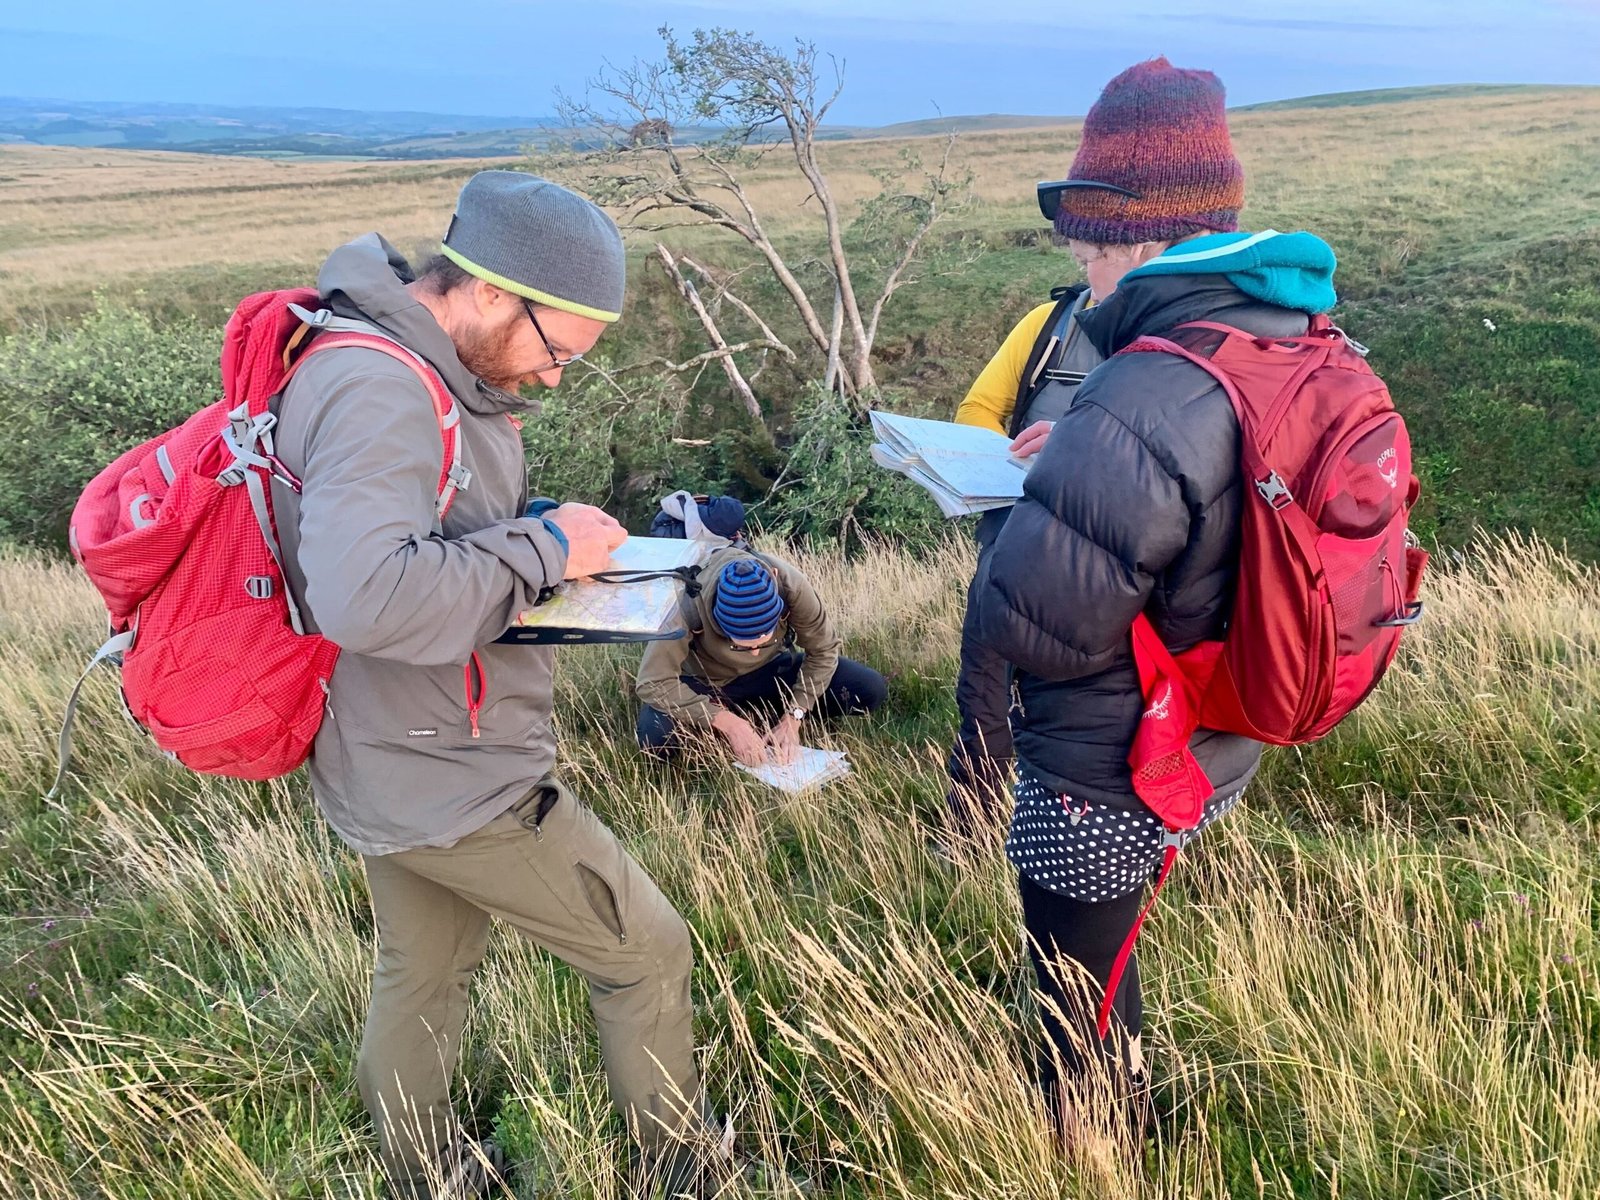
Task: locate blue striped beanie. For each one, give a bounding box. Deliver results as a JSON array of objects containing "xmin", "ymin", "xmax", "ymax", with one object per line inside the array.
[{"xmin": 712, "ymin": 559, "xmax": 785, "ymax": 640}]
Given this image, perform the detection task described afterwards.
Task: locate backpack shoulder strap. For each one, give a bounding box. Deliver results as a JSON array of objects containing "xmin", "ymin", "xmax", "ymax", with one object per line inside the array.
[
  {"xmin": 1011, "ymin": 284, "xmax": 1087, "ymax": 437},
  {"xmin": 289, "ymin": 321, "xmax": 468, "ymax": 519},
  {"xmin": 677, "ymin": 564, "xmax": 705, "ymax": 635}
]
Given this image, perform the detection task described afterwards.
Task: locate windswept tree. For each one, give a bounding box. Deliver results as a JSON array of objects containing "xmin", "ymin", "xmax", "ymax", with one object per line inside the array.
[{"xmin": 533, "ymin": 26, "xmax": 973, "ymax": 423}]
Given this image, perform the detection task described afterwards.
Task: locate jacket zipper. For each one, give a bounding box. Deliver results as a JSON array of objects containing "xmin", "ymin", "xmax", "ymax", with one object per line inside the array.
[{"xmin": 463, "ymin": 651, "xmax": 485, "ymax": 739}]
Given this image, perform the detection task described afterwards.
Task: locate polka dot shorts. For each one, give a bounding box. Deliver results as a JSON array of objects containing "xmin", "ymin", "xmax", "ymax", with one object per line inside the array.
[{"xmin": 1006, "ymin": 774, "xmax": 1245, "ymax": 902}]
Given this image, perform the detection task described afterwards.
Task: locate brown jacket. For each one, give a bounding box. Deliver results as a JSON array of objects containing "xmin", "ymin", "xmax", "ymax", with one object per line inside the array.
[{"xmin": 634, "ymin": 546, "xmax": 840, "ymax": 726}]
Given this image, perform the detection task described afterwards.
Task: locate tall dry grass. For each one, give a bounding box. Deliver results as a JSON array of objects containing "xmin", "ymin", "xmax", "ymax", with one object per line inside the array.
[{"xmin": 1, "ymin": 535, "xmax": 1596, "ymax": 1198}]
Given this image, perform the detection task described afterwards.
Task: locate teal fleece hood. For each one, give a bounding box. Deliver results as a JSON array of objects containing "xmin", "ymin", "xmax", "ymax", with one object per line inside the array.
[{"xmin": 1124, "ymin": 229, "xmax": 1338, "ymax": 314}]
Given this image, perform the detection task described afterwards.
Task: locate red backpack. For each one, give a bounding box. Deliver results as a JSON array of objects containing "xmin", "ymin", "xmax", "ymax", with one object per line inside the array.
[
  {"xmin": 49, "ymin": 288, "xmax": 464, "ymax": 796},
  {"xmin": 1096, "ymin": 316, "xmax": 1428, "ymax": 1037}
]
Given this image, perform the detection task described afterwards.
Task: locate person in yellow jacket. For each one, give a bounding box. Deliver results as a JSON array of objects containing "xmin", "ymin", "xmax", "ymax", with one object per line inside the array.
[{"xmin": 944, "ymin": 220, "xmax": 1118, "ymax": 839}]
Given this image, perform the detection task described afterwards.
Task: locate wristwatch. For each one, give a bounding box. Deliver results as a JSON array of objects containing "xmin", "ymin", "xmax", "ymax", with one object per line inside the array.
[{"xmin": 788, "ymin": 707, "xmax": 806, "ymax": 722}]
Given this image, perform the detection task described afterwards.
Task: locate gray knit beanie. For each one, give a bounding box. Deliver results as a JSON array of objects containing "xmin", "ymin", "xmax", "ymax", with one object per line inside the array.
[{"xmin": 439, "ymin": 171, "xmax": 626, "ymax": 323}]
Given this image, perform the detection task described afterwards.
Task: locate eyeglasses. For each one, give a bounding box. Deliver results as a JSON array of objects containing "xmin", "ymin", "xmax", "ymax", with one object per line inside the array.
[
  {"xmin": 726, "ymin": 631, "xmax": 780, "ymax": 653},
  {"xmin": 521, "ymin": 300, "xmax": 584, "ymax": 370},
  {"xmin": 1036, "ymin": 178, "xmax": 1142, "ymax": 223}
]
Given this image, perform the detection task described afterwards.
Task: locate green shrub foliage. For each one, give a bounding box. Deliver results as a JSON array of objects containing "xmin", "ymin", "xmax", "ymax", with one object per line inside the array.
[{"xmin": 0, "ymin": 303, "xmax": 222, "ymax": 549}]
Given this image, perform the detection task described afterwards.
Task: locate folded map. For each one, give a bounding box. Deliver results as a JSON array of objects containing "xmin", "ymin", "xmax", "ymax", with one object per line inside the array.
[{"xmin": 868, "ymin": 410, "xmax": 1030, "ymax": 518}]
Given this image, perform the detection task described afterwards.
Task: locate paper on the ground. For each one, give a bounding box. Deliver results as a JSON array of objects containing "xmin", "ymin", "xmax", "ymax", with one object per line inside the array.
[
  {"xmin": 868, "ymin": 410, "xmax": 1029, "ymax": 517},
  {"xmin": 512, "ymin": 537, "xmax": 705, "ymax": 637},
  {"xmin": 735, "ymin": 746, "xmax": 852, "ymax": 794}
]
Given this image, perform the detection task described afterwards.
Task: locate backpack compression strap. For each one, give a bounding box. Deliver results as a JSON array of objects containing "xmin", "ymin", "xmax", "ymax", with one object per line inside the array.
[
  {"xmin": 44, "ymin": 629, "xmax": 135, "ymax": 801},
  {"xmin": 1096, "ymin": 829, "xmax": 1185, "ymax": 1039}
]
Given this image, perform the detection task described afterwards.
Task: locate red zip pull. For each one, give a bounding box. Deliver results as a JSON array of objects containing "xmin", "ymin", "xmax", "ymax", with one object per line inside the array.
[
  {"xmin": 1061, "ymin": 795, "xmax": 1090, "ymax": 825},
  {"xmin": 463, "ymin": 652, "xmax": 485, "ymax": 738}
]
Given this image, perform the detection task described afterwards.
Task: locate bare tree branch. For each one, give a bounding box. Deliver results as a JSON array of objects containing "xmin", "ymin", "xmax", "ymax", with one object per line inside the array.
[
  {"xmin": 823, "ymin": 276, "xmax": 844, "ymax": 395},
  {"xmin": 537, "ymin": 26, "xmax": 976, "ymax": 423},
  {"xmin": 678, "ymin": 254, "xmax": 798, "ymax": 363},
  {"xmin": 651, "ymin": 243, "xmax": 765, "ymax": 426},
  {"xmin": 611, "ymin": 339, "xmax": 792, "ymax": 375}
]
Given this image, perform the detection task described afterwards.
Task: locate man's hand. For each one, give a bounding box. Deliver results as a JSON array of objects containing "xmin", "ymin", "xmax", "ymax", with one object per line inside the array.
[
  {"xmin": 711, "ymin": 710, "xmax": 768, "ymax": 767},
  {"xmin": 1009, "ymin": 419, "xmax": 1056, "ymax": 461},
  {"xmin": 764, "ymin": 713, "xmax": 802, "ymax": 765},
  {"xmin": 545, "ymin": 503, "xmax": 626, "ymax": 579}
]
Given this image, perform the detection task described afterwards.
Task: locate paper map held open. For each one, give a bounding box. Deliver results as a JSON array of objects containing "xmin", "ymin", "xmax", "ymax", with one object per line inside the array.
[
  {"xmin": 868, "ymin": 409, "xmax": 1030, "ymax": 518},
  {"xmin": 498, "ymin": 537, "xmax": 707, "ymax": 645}
]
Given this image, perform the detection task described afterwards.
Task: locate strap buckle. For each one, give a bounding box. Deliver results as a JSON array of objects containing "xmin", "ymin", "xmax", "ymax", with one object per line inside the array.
[
  {"xmin": 286, "ymin": 303, "xmax": 333, "ymax": 328},
  {"xmin": 1255, "ymin": 470, "xmax": 1293, "ymax": 510}
]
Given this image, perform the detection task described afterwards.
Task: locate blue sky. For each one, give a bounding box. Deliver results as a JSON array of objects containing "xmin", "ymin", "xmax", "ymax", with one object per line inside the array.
[{"xmin": 4, "ymin": 0, "xmax": 1598, "ymax": 124}]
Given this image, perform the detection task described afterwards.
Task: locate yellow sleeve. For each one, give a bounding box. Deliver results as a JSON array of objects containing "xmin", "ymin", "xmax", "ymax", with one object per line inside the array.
[{"xmin": 952, "ymin": 302, "xmax": 1058, "ymax": 435}]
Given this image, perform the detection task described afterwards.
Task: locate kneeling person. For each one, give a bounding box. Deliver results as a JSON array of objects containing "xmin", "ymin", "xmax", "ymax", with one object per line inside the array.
[{"xmin": 636, "ymin": 548, "xmax": 886, "ymax": 764}]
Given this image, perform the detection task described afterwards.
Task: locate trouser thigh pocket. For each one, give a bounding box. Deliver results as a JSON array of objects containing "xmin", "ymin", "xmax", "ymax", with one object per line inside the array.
[
  {"xmin": 535, "ymin": 775, "xmax": 677, "ymax": 954},
  {"xmin": 576, "ymin": 861, "xmax": 628, "ymax": 945}
]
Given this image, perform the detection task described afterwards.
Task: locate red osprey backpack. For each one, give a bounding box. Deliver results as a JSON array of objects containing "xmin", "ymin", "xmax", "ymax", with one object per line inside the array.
[
  {"xmin": 1095, "ymin": 315, "xmax": 1428, "ymax": 1038},
  {"xmin": 49, "ymin": 288, "xmax": 465, "ymax": 795}
]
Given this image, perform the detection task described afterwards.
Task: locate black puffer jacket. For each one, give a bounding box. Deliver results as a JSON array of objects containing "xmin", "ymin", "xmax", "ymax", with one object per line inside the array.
[{"xmin": 975, "ymin": 271, "xmax": 1309, "ymax": 811}]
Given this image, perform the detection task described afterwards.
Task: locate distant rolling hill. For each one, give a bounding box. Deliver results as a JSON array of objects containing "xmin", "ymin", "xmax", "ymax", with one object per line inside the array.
[
  {"xmin": 0, "ymin": 97, "xmax": 561, "ymax": 158},
  {"xmin": 1235, "ymin": 82, "xmax": 1588, "ymax": 111},
  {"xmin": 817, "ymin": 113, "xmax": 1083, "ymax": 140},
  {"xmin": 2, "ymin": 85, "xmax": 1589, "ymax": 159}
]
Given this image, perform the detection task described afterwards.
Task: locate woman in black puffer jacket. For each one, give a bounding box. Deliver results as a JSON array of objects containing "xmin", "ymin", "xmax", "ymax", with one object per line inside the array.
[{"xmin": 975, "ymin": 57, "xmax": 1342, "ymax": 1136}]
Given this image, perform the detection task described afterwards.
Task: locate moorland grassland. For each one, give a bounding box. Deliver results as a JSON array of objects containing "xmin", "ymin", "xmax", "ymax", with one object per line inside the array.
[
  {"xmin": 3, "ymin": 86, "xmax": 1597, "ymax": 550},
  {"xmin": 1, "ymin": 86, "xmax": 1598, "ymax": 1198}
]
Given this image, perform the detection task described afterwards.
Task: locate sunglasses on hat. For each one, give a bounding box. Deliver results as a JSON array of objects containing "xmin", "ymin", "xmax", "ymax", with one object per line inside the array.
[{"xmin": 1036, "ymin": 178, "xmax": 1142, "ymax": 223}]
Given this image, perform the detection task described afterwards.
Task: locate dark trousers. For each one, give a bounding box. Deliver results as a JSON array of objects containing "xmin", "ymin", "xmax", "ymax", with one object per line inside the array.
[
  {"xmin": 1019, "ymin": 872, "xmax": 1145, "ymax": 1112},
  {"xmin": 946, "ymin": 507, "xmax": 1015, "ymax": 832},
  {"xmin": 637, "ymin": 652, "xmax": 887, "ymax": 755}
]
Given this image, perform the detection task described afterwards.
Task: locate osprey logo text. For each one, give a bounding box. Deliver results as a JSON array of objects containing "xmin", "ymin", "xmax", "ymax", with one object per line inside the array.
[
  {"xmin": 1143, "ymin": 683, "xmax": 1174, "ymax": 722},
  {"xmin": 1377, "ymin": 447, "xmax": 1399, "ymax": 490}
]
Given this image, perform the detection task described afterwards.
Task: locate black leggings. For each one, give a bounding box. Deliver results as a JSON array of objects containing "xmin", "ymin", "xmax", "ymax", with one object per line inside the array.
[{"xmin": 1019, "ymin": 871, "xmax": 1146, "ymax": 1097}]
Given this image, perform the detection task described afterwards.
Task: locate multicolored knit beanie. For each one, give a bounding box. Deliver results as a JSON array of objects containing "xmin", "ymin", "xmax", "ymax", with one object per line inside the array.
[
  {"xmin": 712, "ymin": 559, "xmax": 785, "ymax": 641},
  {"xmin": 1054, "ymin": 57, "xmax": 1245, "ymax": 245}
]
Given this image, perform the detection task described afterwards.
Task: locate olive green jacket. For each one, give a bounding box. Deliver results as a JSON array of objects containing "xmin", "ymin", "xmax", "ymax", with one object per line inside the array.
[{"xmin": 634, "ymin": 545, "xmax": 840, "ymax": 726}]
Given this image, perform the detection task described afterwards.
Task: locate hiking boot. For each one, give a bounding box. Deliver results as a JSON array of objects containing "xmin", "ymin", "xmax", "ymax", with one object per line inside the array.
[
  {"xmin": 632, "ymin": 1112, "xmax": 759, "ymax": 1199},
  {"xmin": 388, "ymin": 1138, "xmax": 508, "ymax": 1200}
]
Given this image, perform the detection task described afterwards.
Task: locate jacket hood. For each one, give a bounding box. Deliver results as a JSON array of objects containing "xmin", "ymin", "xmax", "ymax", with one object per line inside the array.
[
  {"xmin": 1076, "ymin": 269, "xmax": 1311, "ymax": 359},
  {"xmin": 317, "ymin": 233, "xmax": 536, "ymax": 416},
  {"xmin": 1122, "ymin": 229, "xmax": 1338, "ymax": 314}
]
